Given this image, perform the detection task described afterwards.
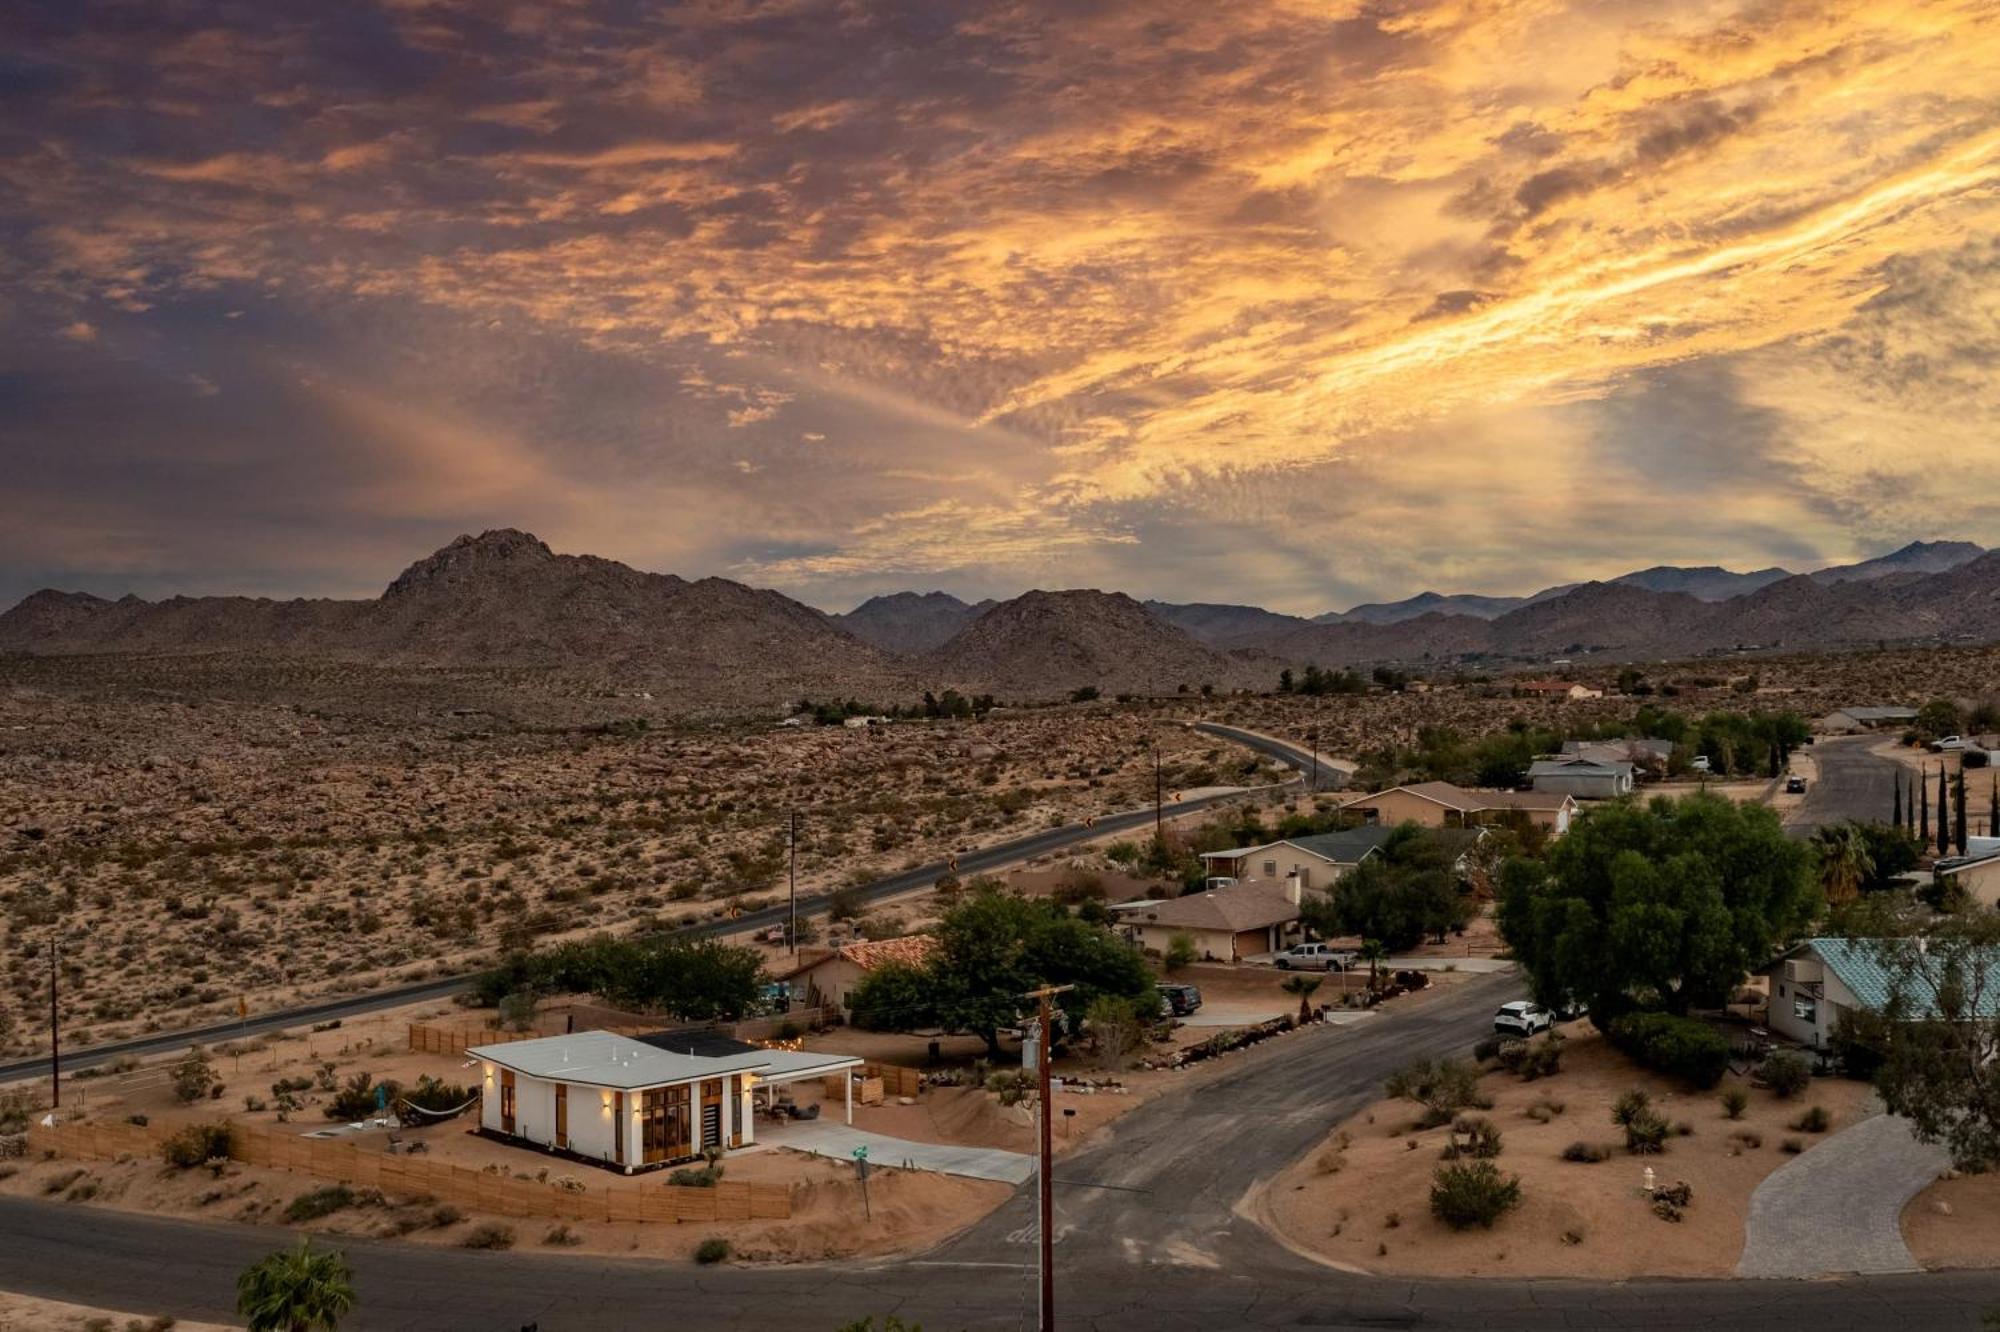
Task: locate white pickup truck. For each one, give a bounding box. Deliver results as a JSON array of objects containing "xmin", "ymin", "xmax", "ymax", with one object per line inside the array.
[{"xmin": 1272, "ymin": 942, "xmax": 1359, "ymax": 971}]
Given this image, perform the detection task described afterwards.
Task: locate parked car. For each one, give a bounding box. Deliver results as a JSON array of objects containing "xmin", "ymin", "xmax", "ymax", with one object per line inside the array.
[
  {"xmin": 1932, "ymin": 735, "xmax": 1969, "ymax": 752},
  {"xmin": 1273, "ymin": 942, "xmax": 1358, "ymax": 971},
  {"xmin": 1785, "ymin": 775, "xmax": 1807, "ymax": 794},
  {"xmin": 1690, "ymin": 755, "xmax": 1712, "ymax": 773},
  {"xmin": 1493, "ymin": 1000, "xmax": 1554, "ymax": 1036},
  {"xmin": 1156, "ymin": 982, "xmax": 1203, "ymax": 1016}
]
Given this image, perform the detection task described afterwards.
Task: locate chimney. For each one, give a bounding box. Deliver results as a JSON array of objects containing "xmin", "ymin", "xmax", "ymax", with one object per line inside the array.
[{"xmin": 1284, "ymin": 872, "xmax": 1303, "ymax": 906}]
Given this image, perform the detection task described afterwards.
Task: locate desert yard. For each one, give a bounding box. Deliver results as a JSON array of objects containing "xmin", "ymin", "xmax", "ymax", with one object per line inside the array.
[{"xmin": 1258, "ymin": 1024, "xmax": 1875, "ymax": 1279}]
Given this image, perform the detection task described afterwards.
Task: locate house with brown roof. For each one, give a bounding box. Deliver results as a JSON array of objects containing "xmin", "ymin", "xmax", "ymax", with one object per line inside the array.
[
  {"xmin": 1114, "ymin": 879, "xmax": 1310, "ymax": 963},
  {"xmin": 1338, "ymin": 781, "xmax": 1575, "ymax": 835},
  {"xmin": 779, "ymin": 935, "xmax": 938, "ymax": 1012}
]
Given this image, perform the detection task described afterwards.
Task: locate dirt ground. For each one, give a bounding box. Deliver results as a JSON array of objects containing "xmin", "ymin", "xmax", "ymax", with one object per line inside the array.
[
  {"xmin": 0, "ymin": 1291, "xmax": 235, "ymax": 1332},
  {"xmin": 1257, "ymin": 1025, "xmax": 1875, "ymax": 1279},
  {"xmin": 1903, "ymin": 1174, "xmax": 2000, "ymax": 1270}
]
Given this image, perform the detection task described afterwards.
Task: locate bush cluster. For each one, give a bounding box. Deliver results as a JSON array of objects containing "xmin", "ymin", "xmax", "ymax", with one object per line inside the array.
[
  {"xmin": 1429, "ymin": 1160, "xmax": 1523, "ymax": 1230},
  {"xmin": 1441, "ymin": 1115, "xmax": 1503, "ymax": 1161},
  {"xmin": 1760, "ymin": 1051, "xmax": 1812, "ymax": 1098},
  {"xmin": 1496, "ymin": 1034, "xmax": 1563, "ymax": 1081},
  {"xmin": 1606, "ymin": 1013, "xmax": 1728, "ymax": 1089},
  {"xmin": 160, "ymin": 1123, "xmax": 233, "ymax": 1170},
  {"xmin": 1613, "ymin": 1089, "xmax": 1670, "ymax": 1154}
]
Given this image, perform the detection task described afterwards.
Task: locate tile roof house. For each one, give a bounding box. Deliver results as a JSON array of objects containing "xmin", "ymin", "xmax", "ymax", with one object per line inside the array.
[
  {"xmin": 1821, "ymin": 706, "xmax": 1920, "ymax": 733},
  {"xmin": 1761, "ymin": 937, "xmax": 2000, "ymax": 1048},
  {"xmin": 779, "ymin": 935, "xmax": 939, "ymax": 1012}
]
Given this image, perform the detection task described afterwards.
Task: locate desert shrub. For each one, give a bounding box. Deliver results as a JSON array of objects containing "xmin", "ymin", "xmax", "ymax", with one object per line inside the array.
[
  {"xmin": 1655, "ymin": 1179, "xmax": 1692, "ymax": 1207},
  {"xmin": 1497, "ymin": 1033, "xmax": 1564, "ymax": 1081},
  {"xmin": 1524, "ymin": 1098, "xmax": 1565, "ymax": 1123},
  {"xmin": 161, "ymin": 1123, "xmax": 233, "ymax": 1170},
  {"xmin": 1385, "ymin": 1057, "xmax": 1491, "ymax": 1128},
  {"xmin": 543, "ymin": 1223, "xmax": 582, "ymax": 1246},
  {"xmin": 1611, "ymin": 1089, "xmax": 1652, "ymax": 1127},
  {"xmin": 1429, "ymin": 1160, "xmax": 1522, "ymax": 1230},
  {"xmin": 1760, "ymin": 1051, "xmax": 1812, "ymax": 1098},
  {"xmin": 1561, "ymin": 1141, "xmax": 1610, "ymax": 1163},
  {"xmin": 1729, "ymin": 1130, "xmax": 1763, "ymax": 1151},
  {"xmin": 170, "ymin": 1047, "xmax": 220, "ymax": 1104},
  {"xmin": 1624, "ymin": 1112, "xmax": 1670, "ymax": 1154},
  {"xmin": 1442, "ymin": 1115, "xmax": 1503, "ymax": 1160},
  {"xmin": 325, "ymin": 1072, "xmax": 399, "ymax": 1122},
  {"xmin": 42, "ymin": 1168, "xmax": 85, "ymax": 1196},
  {"xmin": 125, "ymin": 1114, "xmax": 149, "ymax": 1128},
  {"xmin": 460, "ymin": 1222, "xmax": 515, "ymax": 1250},
  {"xmin": 1607, "ymin": 1013, "xmax": 1728, "ymax": 1089},
  {"xmin": 985, "ymin": 1070, "xmax": 1033, "ymax": 1108},
  {"xmin": 1790, "ymin": 1105, "xmax": 1832, "ymax": 1133},
  {"xmin": 667, "ymin": 1166, "xmax": 724, "ymax": 1188},
  {"xmin": 429, "ymin": 1204, "xmax": 463, "ymax": 1228},
  {"xmin": 1720, "ymin": 1088, "xmax": 1748, "ymax": 1119},
  {"xmin": 1164, "ymin": 933, "xmax": 1197, "ymax": 971},
  {"xmin": 695, "ymin": 1237, "xmax": 731, "ymax": 1264},
  {"xmin": 284, "ymin": 1184, "xmax": 357, "ymax": 1223},
  {"xmin": 1472, "ymin": 1036, "xmax": 1504, "ymax": 1063},
  {"xmin": 1780, "ymin": 1137, "xmax": 1804, "ymax": 1154}
]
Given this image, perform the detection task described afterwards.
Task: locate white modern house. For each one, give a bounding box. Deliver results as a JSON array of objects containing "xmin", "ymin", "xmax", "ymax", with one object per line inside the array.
[{"xmin": 469, "ymin": 1031, "xmax": 862, "ymax": 1173}]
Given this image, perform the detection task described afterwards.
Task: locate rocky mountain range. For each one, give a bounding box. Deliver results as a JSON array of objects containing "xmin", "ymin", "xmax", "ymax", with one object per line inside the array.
[{"xmin": 3, "ymin": 532, "xmax": 1996, "ymax": 709}]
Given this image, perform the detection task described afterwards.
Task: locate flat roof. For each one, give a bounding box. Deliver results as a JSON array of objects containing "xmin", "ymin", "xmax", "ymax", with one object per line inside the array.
[
  {"xmin": 754, "ymin": 1049, "xmax": 866, "ymax": 1085},
  {"xmin": 469, "ymin": 1031, "xmax": 771, "ymax": 1090}
]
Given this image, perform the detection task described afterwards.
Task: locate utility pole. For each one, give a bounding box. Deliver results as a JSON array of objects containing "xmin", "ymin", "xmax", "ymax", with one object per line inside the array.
[
  {"xmin": 1152, "ymin": 740, "xmax": 1164, "ymax": 848},
  {"xmin": 1025, "ymin": 983, "xmax": 1074, "ymax": 1332},
  {"xmin": 788, "ymin": 810, "xmax": 800, "ymax": 956},
  {"xmin": 47, "ymin": 937, "xmax": 59, "ymax": 1110}
]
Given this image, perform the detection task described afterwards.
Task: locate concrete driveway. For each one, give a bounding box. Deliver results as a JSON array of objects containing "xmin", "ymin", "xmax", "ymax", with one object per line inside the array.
[
  {"xmin": 760, "ymin": 1119, "xmax": 1036, "ymax": 1184},
  {"xmin": 1737, "ymin": 1110, "xmax": 1951, "ymax": 1277}
]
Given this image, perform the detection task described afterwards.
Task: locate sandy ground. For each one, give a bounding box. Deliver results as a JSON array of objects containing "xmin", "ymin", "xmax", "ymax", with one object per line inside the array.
[
  {"xmin": 1259, "ymin": 1025, "xmax": 1875, "ymax": 1279},
  {"xmin": 1903, "ymin": 1174, "xmax": 2000, "ymax": 1270},
  {"xmin": 0, "ymin": 1291, "xmax": 236, "ymax": 1331}
]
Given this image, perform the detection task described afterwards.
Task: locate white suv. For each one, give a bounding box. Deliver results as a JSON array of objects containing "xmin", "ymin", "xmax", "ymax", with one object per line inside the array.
[{"xmin": 1493, "ymin": 1001, "xmax": 1554, "ymax": 1036}]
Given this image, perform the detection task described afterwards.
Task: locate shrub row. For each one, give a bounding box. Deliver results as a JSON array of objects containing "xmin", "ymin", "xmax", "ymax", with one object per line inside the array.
[{"xmin": 1606, "ymin": 1013, "xmax": 1729, "ymax": 1089}]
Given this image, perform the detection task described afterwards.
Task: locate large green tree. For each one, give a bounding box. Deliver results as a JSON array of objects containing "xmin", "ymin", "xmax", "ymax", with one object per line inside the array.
[
  {"xmin": 848, "ymin": 886, "xmax": 1153, "ymax": 1055},
  {"xmin": 474, "ymin": 932, "xmax": 763, "ymax": 1020},
  {"xmin": 1498, "ymin": 793, "xmax": 1818, "ymax": 1017},
  {"xmin": 1867, "ymin": 918, "xmax": 2000, "ymax": 1172},
  {"xmin": 1300, "ymin": 824, "xmax": 1471, "ymax": 951},
  {"xmin": 236, "ymin": 1240, "xmax": 355, "ymax": 1332}
]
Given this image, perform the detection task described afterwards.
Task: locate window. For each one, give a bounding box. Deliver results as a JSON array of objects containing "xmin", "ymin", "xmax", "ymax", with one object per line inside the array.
[
  {"xmin": 1793, "ymin": 996, "xmax": 1818, "ymax": 1025},
  {"xmin": 1262, "ymin": 860, "xmax": 1277, "ymax": 877}
]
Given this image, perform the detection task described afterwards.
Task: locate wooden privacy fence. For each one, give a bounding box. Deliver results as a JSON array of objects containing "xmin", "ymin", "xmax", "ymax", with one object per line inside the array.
[
  {"xmin": 30, "ymin": 1121, "xmax": 789, "ymax": 1223},
  {"xmin": 860, "ymin": 1062, "xmax": 923, "ymax": 1097},
  {"xmin": 407, "ymin": 1024, "xmax": 540, "ymax": 1056}
]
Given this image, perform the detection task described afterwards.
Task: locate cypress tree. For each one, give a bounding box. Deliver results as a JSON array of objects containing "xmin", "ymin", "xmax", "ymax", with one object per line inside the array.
[
  {"xmin": 1990, "ymin": 773, "xmax": 1999, "ymax": 839},
  {"xmin": 1921, "ymin": 772, "xmax": 1931, "ymax": 843},
  {"xmin": 1954, "ymin": 767, "xmax": 1969, "ymax": 854},
  {"xmin": 1938, "ymin": 763, "xmax": 1952, "ymax": 857},
  {"xmin": 1893, "ymin": 772, "xmax": 1903, "ymax": 828}
]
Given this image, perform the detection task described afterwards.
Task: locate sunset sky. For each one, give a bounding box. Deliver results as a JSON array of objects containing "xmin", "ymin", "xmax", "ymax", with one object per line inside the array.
[{"xmin": 4, "ymin": 0, "xmax": 1999, "ymax": 615}]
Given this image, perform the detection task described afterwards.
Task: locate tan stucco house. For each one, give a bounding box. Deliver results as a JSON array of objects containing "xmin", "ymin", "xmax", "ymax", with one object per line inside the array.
[
  {"xmin": 1339, "ymin": 782, "xmax": 1575, "ymax": 835},
  {"xmin": 779, "ymin": 935, "xmax": 938, "ymax": 1012}
]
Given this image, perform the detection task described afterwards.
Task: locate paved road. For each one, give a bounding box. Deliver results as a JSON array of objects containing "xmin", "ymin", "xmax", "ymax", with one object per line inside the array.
[
  {"xmin": 8, "ymin": 969, "xmax": 2000, "ymax": 1328},
  {"xmin": 1789, "ymin": 736, "xmax": 1902, "ymax": 837},
  {"xmin": 1, "ymin": 725, "xmax": 1302, "ymax": 1087}
]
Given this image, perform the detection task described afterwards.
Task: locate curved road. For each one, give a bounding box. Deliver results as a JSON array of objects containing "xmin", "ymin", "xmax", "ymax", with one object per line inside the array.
[
  {"xmin": 4, "ymin": 970, "xmax": 1998, "ymax": 1328},
  {"xmin": 1, "ymin": 723, "xmax": 1303, "ymax": 1086}
]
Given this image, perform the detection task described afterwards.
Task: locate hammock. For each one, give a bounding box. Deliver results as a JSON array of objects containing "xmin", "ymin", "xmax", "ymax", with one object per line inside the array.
[{"xmin": 395, "ymin": 1091, "xmax": 482, "ymax": 1119}]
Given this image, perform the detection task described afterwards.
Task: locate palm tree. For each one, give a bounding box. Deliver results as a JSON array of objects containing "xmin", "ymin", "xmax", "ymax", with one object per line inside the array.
[
  {"xmin": 1811, "ymin": 823, "xmax": 1873, "ymax": 906},
  {"xmin": 1281, "ymin": 974, "xmax": 1322, "ymax": 1024},
  {"xmin": 1359, "ymin": 938, "xmax": 1389, "ymax": 994},
  {"xmin": 236, "ymin": 1240, "xmax": 355, "ymax": 1332}
]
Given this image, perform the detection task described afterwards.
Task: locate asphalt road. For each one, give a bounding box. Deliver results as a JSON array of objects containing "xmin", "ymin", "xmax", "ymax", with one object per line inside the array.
[
  {"xmin": 1, "ymin": 723, "xmax": 1301, "ymax": 1087},
  {"xmin": 1788, "ymin": 736, "xmax": 1903, "ymax": 837},
  {"xmin": 6, "ymin": 969, "xmax": 1999, "ymax": 1329}
]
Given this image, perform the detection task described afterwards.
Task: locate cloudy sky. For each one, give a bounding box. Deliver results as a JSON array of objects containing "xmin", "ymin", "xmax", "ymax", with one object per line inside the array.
[{"xmin": 4, "ymin": 0, "xmax": 1999, "ymax": 615}]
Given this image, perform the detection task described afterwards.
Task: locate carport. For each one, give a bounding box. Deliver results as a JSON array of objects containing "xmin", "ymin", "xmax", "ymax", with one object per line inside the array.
[{"xmin": 748, "ymin": 1048, "xmax": 865, "ymax": 1125}]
